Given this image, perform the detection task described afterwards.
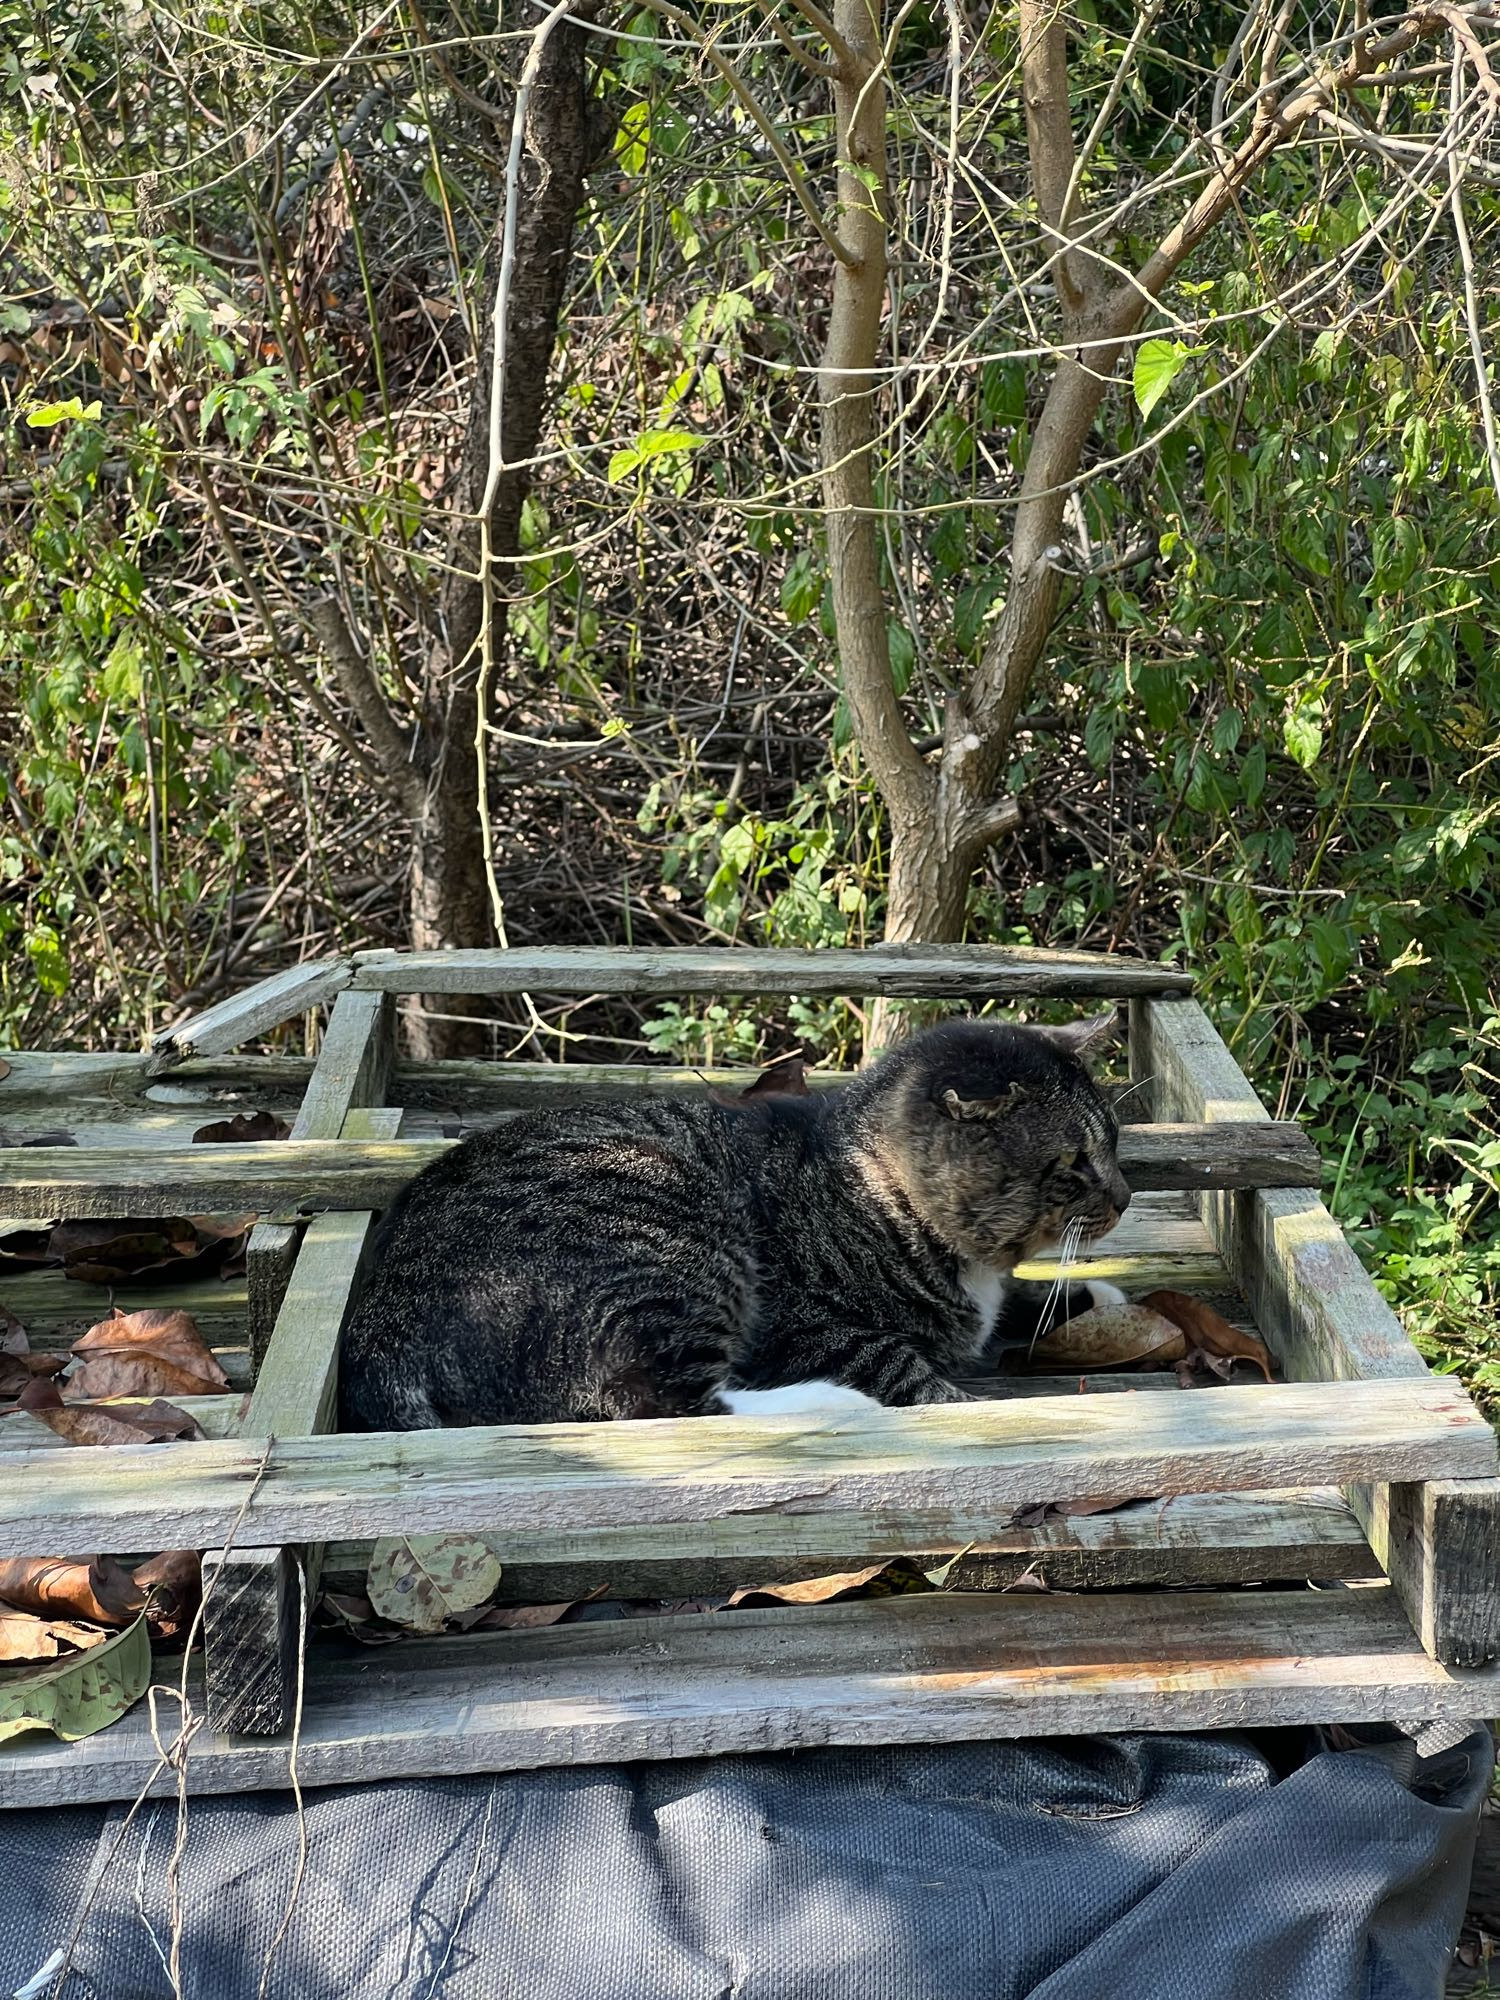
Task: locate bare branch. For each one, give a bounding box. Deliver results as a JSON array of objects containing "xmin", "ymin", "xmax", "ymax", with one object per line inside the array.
[
  {"xmin": 820, "ymin": 0, "xmax": 933, "ymax": 829},
  {"xmin": 307, "ymin": 597, "xmax": 423, "ymax": 814},
  {"xmin": 1017, "ymin": 0, "xmax": 1091, "ymax": 317}
]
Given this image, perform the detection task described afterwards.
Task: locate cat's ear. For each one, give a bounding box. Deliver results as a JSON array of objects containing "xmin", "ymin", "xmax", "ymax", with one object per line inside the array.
[
  {"xmin": 1028, "ymin": 1010, "xmax": 1120, "ymax": 1063},
  {"xmin": 940, "ymin": 1082, "xmax": 1028, "ymax": 1122}
]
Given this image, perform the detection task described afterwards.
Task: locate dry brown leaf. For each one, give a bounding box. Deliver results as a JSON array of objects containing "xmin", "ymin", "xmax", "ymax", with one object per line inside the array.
[
  {"xmin": 727, "ymin": 1563, "xmax": 896, "ymax": 1608},
  {"xmin": 1139, "ymin": 1289, "xmax": 1276, "ymax": 1383},
  {"xmin": 477, "ymin": 1602, "xmax": 578, "ymax": 1630},
  {"xmin": 1011, "ymin": 1495, "xmax": 1150, "ymax": 1527},
  {"xmin": 1032, "ymin": 1304, "xmax": 1187, "ymax": 1370},
  {"xmin": 32, "ymin": 1403, "xmax": 176, "ymax": 1447},
  {"xmin": 0, "ymin": 1612, "xmax": 112, "ymax": 1662},
  {"xmin": 69, "ymin": 1307, "xmax": 229, "ymax": 1398},
  {"xmin": 0, "ymin": 1057, "xmax": 9, "ymax": 1082},
  {"xmin": 0, "ymin": 1556, "xmax": 145, "ymax": 1625},
  {"xmin": 192, "ymin": 1110, "xmax": 290, "ymax": 1144},
  {"xmin": 0, "ymin": 1226, "xmax": 58, "ymax": 1273},
  {"xmin": 133, "ymin": 1551, "xmax": 202, "ymax": 1639}
]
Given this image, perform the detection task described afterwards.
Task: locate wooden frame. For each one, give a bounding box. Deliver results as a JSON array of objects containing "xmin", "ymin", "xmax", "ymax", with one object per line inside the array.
[{"xmin": 3, "ymin": 945, "xmax": 1497, "ymax": 1804}]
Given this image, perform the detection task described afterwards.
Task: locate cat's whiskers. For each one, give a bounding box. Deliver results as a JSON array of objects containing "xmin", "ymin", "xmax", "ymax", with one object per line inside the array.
[{"xmin": 1029, "ymin": 1216, "xmax": 1086, "ymax": 1355}]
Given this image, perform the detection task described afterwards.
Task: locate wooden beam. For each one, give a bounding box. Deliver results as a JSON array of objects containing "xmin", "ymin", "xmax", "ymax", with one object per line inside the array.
[
  {"xmin": 204, "ymin": 1106, "xmax": 398, "ymax": 1737},
  {"xmin": 1133, "ymin": 994, "xmax": 1500, "ymax": 1665},
  {"xmin": 247, "ymin": 989, "xmax": 395, "ymax": 1363},
  {"xmin": 348, "ymin": 944, "xmax": 1195, "ymax": 998},
  {"xmin": 0, "ymin": 1377, "xmax": 1490, "ymax": 1558},
  {"xmin": 3, "ymin": 1585, "xmax": 1496, "ymax": 1807},
  {"xmin": 321, "ymin": 1487, "xmax": 1380, "ymax": 1599},
  {"xmin": 147, "ymin": 959, "xmax": 353, "ymax": 1073},
  {"xmin": 0, "ymin": 1120, "xmax": 1323, "ymax": 1223}
]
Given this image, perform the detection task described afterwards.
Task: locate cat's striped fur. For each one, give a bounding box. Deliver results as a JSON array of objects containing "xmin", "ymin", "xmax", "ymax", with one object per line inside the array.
[{"xmin": 339, "ymin": 1015, "xmax": 1131, "ymax": 1431}]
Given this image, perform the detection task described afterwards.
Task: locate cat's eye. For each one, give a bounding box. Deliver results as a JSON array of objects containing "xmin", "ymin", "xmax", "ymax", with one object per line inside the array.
[{"xmin": 1059, "ymin": 1150, "xmax": 1081, "ymax": 1171}]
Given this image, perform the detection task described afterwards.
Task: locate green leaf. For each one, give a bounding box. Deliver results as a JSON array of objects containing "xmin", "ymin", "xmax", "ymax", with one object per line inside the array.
[
  {"xmin": 367, "ymin": 1536, "xmax": 501, "ymax": 1635},
  {"xmin": 0, "ymin": 1614, "xmax": 150, "ymax": 1744},
  {"xmin": 614, "ymin": 101, "xmax": 651, "ymax": 175},
  {"xmin": 101, "ymin": 636, "xmax": 144, "ymax": 703},
  {"xmin": 1284, "ymin": 701, "xmax": 1324, "ymax": 770},
  {"xmin": 1133, "ymin": 340, "xmax": 1200, "ymax": 421},
  {"xmin": 606, "ymin": 429, "xmax": 704, "ymax": 485},
  {"xmin": 25, "ymin": 398, "xmax": 102, "ymax": 428}
]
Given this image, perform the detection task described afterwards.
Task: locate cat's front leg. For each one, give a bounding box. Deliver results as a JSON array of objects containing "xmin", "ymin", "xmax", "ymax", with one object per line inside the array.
[{"xmin": 834, "ymin": 1340, "xmax": 975, "ymax": 1408}]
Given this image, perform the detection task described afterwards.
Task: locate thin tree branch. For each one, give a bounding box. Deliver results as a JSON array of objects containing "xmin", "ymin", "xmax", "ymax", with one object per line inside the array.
[
  {"xmin": 820, "ymin": 0, "xmax": 933, "ymax": 827},
  {"xmin": 307, "ymin": 596, "xmax": 424, "ymax": 813},
  {"xmin": 626, "ymin": 0, "xmax": 857, "ymax": 264},
  {"xmin": 1017, "ymin": 0, "xmax": 1092, "ymax": 317}
]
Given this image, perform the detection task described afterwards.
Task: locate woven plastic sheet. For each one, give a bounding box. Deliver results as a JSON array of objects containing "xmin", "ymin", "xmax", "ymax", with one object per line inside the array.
[{"xmin": 3, "ymin": 1727, "xmax": 1488, "ymax": 1999}]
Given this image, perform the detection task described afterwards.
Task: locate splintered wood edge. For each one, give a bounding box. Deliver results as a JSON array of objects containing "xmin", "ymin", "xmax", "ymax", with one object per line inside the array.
[
  {"xmin": 1, "ymin": 1587, "xmax": 1494, "ymax": 1807},
  {"xmin": 1134, "ymin": 994, "xmax": 1500, "ymax": 1666},
  {"xmin": 147, "ymin": 959, "xmax": 354, "ymax": 1071},
  {"xmin": 0, "ymin": 1378, "xmax": 1491, "ymax": 1557}
]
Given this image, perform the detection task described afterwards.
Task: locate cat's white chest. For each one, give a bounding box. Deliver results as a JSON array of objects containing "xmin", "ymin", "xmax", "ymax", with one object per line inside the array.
[{"xmin": 959, "ymin": 1264, "xmax": 1008, "ymax": 1354}]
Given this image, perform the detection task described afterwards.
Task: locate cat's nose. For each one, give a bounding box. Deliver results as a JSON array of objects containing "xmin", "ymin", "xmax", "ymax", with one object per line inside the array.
[{"xmin": 1109, "ymin": 1170, "xmax": 1131, "ymax": 1217}]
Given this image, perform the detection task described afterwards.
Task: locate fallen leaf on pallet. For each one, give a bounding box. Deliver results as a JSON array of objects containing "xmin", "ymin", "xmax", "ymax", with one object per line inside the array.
[
  {"xmin": 477, "ymin": 1602, "xmax": 578, "ymax": 1630},
  {"xmin": 727, "ymin": 1563, "xmax": 891, "ymax": 1608},
  {"xmin": 191, "ymin": 1110, "xmax": 290, "ymax": 1144},
  {"xmin": 0, "ymin": 1058, "xmax": 9, "ymax": 1081},
  {"xmin": 1032, "ymin": 1304, "xmax": 1186, "ymax": 1369},
  {"xmin": 1139, "ymin": 1289, "xmax": 1276, "ymax": 1383},
  {"xmin": 1010, "ymin": 1495, "xmax": 1151, "ymax": 1527},
  {"xmin": 0, "ymin": 1557, "xmax": 145, "ymax": 1625},
  {"xmin": 366, "ymin": 1535, "xmax": 503, "ymax": 1634},
  {"xmin": 316, "ymin": 1590, "xmax": 406, "ymax": 1645},
  {"xmin": 68, "ymin": 1307, "xmax": 229, "ymax": 1398},
  {"xmin": 0, "ymin": 1612, "xmax": 112, "ymax": 1663},
  {"xmin": 0, "ymin": 1227, "xmax": 57, "ymax": 1273},
  {"xmin": 0, "ymin": 1314, "xmax": 69, "ymax": 1402},
  {"xmin": 133, "ymin": 1551, "xmax": 202, "ymax": 1640},
  {"xmin": 0, "ymin": 1612, "xmax": 151, "ymax": 1744}
]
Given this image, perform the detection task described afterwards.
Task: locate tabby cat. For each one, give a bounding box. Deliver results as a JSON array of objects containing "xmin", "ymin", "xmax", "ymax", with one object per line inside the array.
[{"xmin": 339, "ymin": 1013, "xmax": 1132, "ymax": 1431}]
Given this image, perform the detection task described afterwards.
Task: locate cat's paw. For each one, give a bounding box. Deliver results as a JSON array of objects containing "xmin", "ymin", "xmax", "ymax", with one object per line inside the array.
[
  {"xmin": 1083, "ymin": 1280, "xmax": 1128, "ymax": 1311},
  {"xmin": 721, "ymin": 1381, "xmax": 883, "ymax": 1417}
]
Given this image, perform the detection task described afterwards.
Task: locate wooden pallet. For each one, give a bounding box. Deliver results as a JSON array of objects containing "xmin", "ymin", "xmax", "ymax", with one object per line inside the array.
[{"xmin": 1, "ymin": 942, "xmax": 1497, "ymax": 1805}]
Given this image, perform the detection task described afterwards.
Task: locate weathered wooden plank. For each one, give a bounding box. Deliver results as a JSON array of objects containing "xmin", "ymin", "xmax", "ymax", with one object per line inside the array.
[
  {"xmin": 199, "ymin": 1546, "xmax": 305, "ymax": 1736},
  {"xmin": 321, "ymin": 1487, "xmax": 1379, "ymax": 1599},
  {"xmin": 0, "ymin": 1378, "xmax": 1490, "ymax": 1558},
  {"xmin": 349, "ymin": 944, "xmax": 1195, "ymax": 999},
  {"xmin": 208, "ymin": 1106, "xmax": 396, "ymax": 1736},
  {"xmin": 3, "ymin": 1585, "xmax": 1495, "ymax": 1807},
  {"xmin": 0, "ymin": 1121, "xmax": 1323, "ymax": 1222},
  {"xmin": 147, "ymin": 959, "xmax": 353, "ymax": 1073},
  {"xmin": 247, "ymin": 993, "xmax": 396, "ymax": 1363},
  {"xmin": 1134, "ymin": 994, "xmax": 1500, "ymax": 1665}
]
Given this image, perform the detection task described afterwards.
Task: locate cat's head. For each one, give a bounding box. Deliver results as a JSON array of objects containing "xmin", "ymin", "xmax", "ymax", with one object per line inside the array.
[{"xmin": 858, "ymin": 1015, "xmax": 1131, "ymax": 1268}]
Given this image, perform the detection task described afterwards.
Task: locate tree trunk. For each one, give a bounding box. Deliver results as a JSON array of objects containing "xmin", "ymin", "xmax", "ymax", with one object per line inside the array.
[{"xmin": 405, "ymin": 12, "xmax": 609, "ymax": 1059}]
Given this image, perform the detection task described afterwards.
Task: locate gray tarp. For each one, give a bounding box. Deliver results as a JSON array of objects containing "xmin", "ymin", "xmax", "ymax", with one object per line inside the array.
[{"xmin": 1, "ymin": 1726, "xmax": 1488, "ymax": 1999}]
